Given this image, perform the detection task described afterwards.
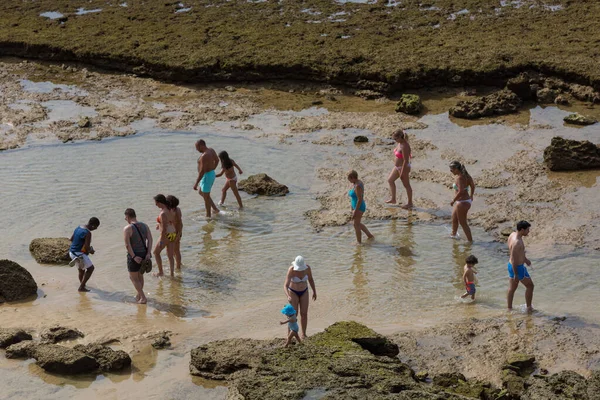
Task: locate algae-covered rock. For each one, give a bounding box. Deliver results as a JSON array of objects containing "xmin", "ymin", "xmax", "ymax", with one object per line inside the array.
[
  {"xmin": 73, "ymin": 343, "xmax": 131, "ymax": 371},
  {"xmin": 563, "ymin": 113, "xmax": 597, "ymax": 126},
  {"xmin": 395, "ymin": 94, "xmax": 422, "ymax": 115},
  {"xmin": 433, "ymin": 372, "xmax": 466, "ymax": 388},
  {"xmin": 32, "ymin": 344, "xmax": 99, "ymax": 374},
  {"xmin": 29, "ymin": 237, "xmax": 71, "ymax": 264},
  {"xmin": 502, "ymin": 369, "xmax": 526, "ymax": 397},
  {"xmin": 536, "ymin": 88, "xmax": 557, "ymax": 104},
  {"xmin": 506, "ymin": 74, "xmax": 535, "ymax": 100},
  {"xmin": 238, "ymin": 173, "xmax": 289, "ymax": 196},
  {"xmin": 449, "ymin": 89, "xmax": 522, "ymax": 119},
  {"xmin": 522, "ymin": 370, "xmax": 589, "ymax": 400},
  {"xmin": 353, "ymin": 135, "xmax": 369, "ymax": 143},
  {"xmin": 41, "ymin": 326, "xmax": 84, "ymax": 344},
  {"xmin": 506, "ymin": 353, "xmax": 536, "ymax": 371},
  {"xmin": 0, "ymin": 328, "xmax": 32, "ymax": 348},
  {"xmin": 355, "ymin": 90, "xmax": 384, "ymax": 100},
  {"xmin": 151, "ymin": 332, "xmax": 172, "ymax": 349},
  {"xmin": 543, "ymin": 136, "xmax": 600, "ymax": 171},
  {"xmin": 0, "ymin": 259, "xmax": 38, "ymax": 302}
]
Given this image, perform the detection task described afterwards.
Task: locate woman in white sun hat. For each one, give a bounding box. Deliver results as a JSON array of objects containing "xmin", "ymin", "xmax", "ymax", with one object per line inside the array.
[{"xmin": 283, "ymin": 255, "xmax": 317, "ymax": 339}]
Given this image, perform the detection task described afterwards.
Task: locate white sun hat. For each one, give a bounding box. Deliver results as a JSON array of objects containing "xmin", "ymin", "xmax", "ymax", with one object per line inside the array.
[{"xmin": 292, "ymin": 255, "xmax": 308, "ymax": 271}]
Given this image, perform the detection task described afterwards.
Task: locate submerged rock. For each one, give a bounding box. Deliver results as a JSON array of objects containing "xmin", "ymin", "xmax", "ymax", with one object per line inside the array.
[
  {"xmin": 0, "ymin": 259, "xmax": 38, "ymax": 302},
  {"xmin": 395, "ymin": 94, "xmax": 422, "ymax": 115},
  {"xmin": 189, "ymin": 321, "xmax": 489, "ymax": 399},
  {"xmin": 41, "ymin": 326, "xmax": 85, "ymax": 343},
  {"xmin": 543, "ymin": 136, "xmax": 600, "ymax": 171},
  {"xmin": 29, "ymin": 237, "xmax": 71, "ymax": 264},
  {"xmin": 73, "ymin": 343, "xmax": 131, "ymax": 371},
  {"xmin": 238, "ymin": 173, "xmax": 289, "ymax": 196},
  {"xmin": 0, "ymin": 329, "xmax": 33, "ymax": 348},
  {"xmin": 563, "ymin": 113, "xmax": 597, "ymax": 126},
  {"xmin": 449, "ymin": 89, "xmax": 522, "ymax": 119}
]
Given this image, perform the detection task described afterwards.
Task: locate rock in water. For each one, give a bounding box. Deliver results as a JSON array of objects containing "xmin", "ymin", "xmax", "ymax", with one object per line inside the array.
[
  {"xmin": 543, "ymin": 136, "xmax": 600, "ymax": 171},
  {"xmin": 41, "ymin": 326, "xmax": 85, "ymax": 343},
  {"xmin": 32, "ymin": 344, "xmax": 98, "ymax": 374},
  {"xmin": 353, "ymin": 135, "xmax": 368, "ymax": 143},
  {"xmin": 395, "ymin": 94, "xmax": 422, "ymax": 115},
  {"xmin": 563, "ymin": 113, "xmax": 597, "ymax": 126},
  {"xmin": 78, "ymin": 116, "xmax": 91, "ymax": 128},
  {"xmin": 0, "ymin": 329, "xmax": 33, "ymax": 348},
  {"xmin": 449, "ymin": 89, "xmax": 522, "ymax": 119},
  {"xmin": 0, "ymin": 260, "xmax": 38, "ymax": 302},
  {"xmin": 29, "ymin": 238, "xmax": 71, "ymax": 264},
  {"xmin": 5, "ymin": 341, "xmax": 38, "ymax": 359},
  {"xmin": 238, "ymin": 173, "xmax": 289, "ymax": 196},
  {"xmin": 73, "ymin": 343, "xmax": 131, "ymax": 371}
]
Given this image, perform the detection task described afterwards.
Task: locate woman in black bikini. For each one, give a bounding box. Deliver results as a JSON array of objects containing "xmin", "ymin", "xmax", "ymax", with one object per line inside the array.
[{"xmin": 283, "ymin": 255, "xmax": 317, "ymax": 339}]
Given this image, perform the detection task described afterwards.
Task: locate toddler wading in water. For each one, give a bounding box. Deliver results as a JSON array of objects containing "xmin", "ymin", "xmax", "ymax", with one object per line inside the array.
[
  {"xmin": 216, "ymin": 150, "xmax": 244, "ymax": 209},
  {"xmin": 461, "ymin": 255, "xmax": 478, "ymax": 300},
  {"xmin": 280, "ymin": 304, "xmax": 302, "ymax": 347}
]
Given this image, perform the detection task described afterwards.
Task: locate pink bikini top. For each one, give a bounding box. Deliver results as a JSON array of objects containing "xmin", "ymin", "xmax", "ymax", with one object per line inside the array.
[{"xmin": 394, "ymin": 148, "xmax": 412, "ymax": 159}]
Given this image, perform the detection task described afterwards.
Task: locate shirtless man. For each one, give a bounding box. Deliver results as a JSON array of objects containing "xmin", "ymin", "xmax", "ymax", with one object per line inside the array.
[
  {"xmin": 507, "ymin": 220, "xmax": 534, "ymax": 312},
  {"xmin": 68, "ymin": 217, "xmax": 100, "ymax": 292},
  {"xmin": 193, "ymin": 139, "xmax": 220, "ymax": 218}
]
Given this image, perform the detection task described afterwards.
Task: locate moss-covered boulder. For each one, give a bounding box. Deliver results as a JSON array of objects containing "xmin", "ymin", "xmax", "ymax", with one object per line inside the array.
[
  {"xmin": 395, "ymin": 94, "xmax": 422, "ymax": 115},
  {"xmin": 29, "ymin": 237, "xmax": 71, "ymax": 264},
  {"xmin": 238, "ymin": 173, "xmax": 289, "ymax": 196},
  {"xmin": 0, "ymin": 259, "xmax": 38, "ymax": 302},
  {"xmin": 563, "ymin": 113, "xmax": 597, "ymax": 126},
  {"xmin": 536, "ymin": 88, "xmax": 558, "ymax": 104},
  {"xmin": 522, "ymin": 370, "xmax": 591, "ymax": 400},
  {"xmin": 543, "ymin": 136, "xmax": 600, "ymax": 171},
  {"xmin": 189, "ymin": 321, "xmax": 489, "ymax": 399},
  {"xmin": 0, "ymin": 329, "xmax": 32, "ymax": 348},
  {"xmin": 449, "ymin": 89, "xmax": 522, "ymax": 119}
]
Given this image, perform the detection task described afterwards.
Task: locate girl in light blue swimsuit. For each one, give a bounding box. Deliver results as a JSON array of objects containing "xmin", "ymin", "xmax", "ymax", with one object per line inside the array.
[
  {"xmin": 280, "ymin": 304, "xmax": 301, "ymax": 347},
  {"xmin": 348, "ymin": 170, "xmax": 374, "ymax": 245}
]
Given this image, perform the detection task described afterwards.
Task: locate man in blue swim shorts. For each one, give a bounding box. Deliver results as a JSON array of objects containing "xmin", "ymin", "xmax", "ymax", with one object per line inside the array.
[
  {"xmin": 507, "ymin": 220, "xmax": 534, "ymax": 312},
  {"xmin": 193, "ymin": 139, "xmax": 220, "ymax": 218}
]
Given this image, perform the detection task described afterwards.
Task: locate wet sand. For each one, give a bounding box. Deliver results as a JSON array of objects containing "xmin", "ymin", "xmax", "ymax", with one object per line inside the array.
[{"xmin": 1, "ymin": 59, "xmax": 600, "ymax": 398}]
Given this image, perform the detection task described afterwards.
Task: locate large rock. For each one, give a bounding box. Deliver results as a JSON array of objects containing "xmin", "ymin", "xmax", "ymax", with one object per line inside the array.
[
  {"xmin": 543, "ymin": 136, "xmax": 600, "ymax": 171},
  {"xmin": 41, "ymin": 326, "xmax": 85, "ymax": 343},
  {"xmin": 395, "ymin": 94, "xmax": 422, "ymax": 115},
  {"xmin": 563, "ymin": 113, "xmax": 597, "ymax": 126},
  {"xmin": 0, "ymin": 260, "xmax": 38, "ymax": 302},
  {"xmin": 238, "ymin": 173, "xmax": 289, "ymax": 196},
  {"xmin": 190, "ymin": 321, "xmax": 488, "ymax": 400},
  {"xmin": 449, "ymin": 89, "xmax": 522, "ymax": 119},
  {"xmin": 0, "ymin": 328, "xmax": 33, "ymax": 348},
  {"xmin": 506, "ymin": 74, "xmax": 536, "ymax": 100},
  {"xmin": 29, "ymin": 237, "xmax": 71, "ymax": 264},
  {"xmin": 536, "ymin": 88, "xmax": 558, "ymax": 104},
  {"xmin": 5, "ymin": 341, "xmax": 38, "ymax": 359},
  {"xmin": 73, "ymin": 343, "xmax": 131, "ymax": 371},
  {"xmin": 522, "ymin": 370, "xmax": 591, "ymax": 400},
  {"xmin": 32, "ymin": 344, "xmax": 98, "ymax": 374}
]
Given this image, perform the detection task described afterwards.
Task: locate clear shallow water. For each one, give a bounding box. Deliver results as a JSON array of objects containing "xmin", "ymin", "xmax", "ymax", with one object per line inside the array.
[{"xmin": 1, "ymin": 117, "xmax": 599, "ymax": 398}]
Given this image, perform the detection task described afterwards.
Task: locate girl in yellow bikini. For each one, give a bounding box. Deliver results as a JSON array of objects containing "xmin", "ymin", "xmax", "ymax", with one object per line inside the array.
[{"xmin": 153, "ymin": 194, "xmax": 177, "ymax": 277}]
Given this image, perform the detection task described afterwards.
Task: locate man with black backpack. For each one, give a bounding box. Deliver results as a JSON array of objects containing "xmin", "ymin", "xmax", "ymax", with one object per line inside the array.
[{"xmin": 123, "ymin": 208, "xmax": 153, "ymax": 304}]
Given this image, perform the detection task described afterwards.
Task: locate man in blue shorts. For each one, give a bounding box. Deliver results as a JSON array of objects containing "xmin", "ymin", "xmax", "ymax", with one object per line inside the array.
[
  {"xmin": 507, "ymin": 220, "xmax": 534, "ymax": 312},
  {"xmin": 193, "ymin": 139, "xmax": 220, "ymax": 218}
]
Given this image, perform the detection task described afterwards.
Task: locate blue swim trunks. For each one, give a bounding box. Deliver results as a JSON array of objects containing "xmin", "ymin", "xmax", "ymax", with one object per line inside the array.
[
  {"xmin": 466, "ymin": 283, "xmax": 476, "ymax": 295},
  {"xmin": 288, "ymin": 321, "xmax": 299, "ymax": 333},
  {"xmin": 200, "ymin": 170, "xmax": 216, "ymax": 193},
  {"xmin": 508, "ymin": 262, "xmax": 530, "ymax": 280}
]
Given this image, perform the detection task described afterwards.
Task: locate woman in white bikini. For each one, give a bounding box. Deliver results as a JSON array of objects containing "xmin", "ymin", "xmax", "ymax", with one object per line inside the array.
[
  {"xmin": 449, "ymin": 161, "xmax": 476, "ymax": 242},
  {"xmin": 283, "ymin": 256, "xmax": 317, "ymax": 339},
  {"xmin": 216, "ymin": 151, "xmax": 244, "ymax": 209},
  {"xmin": 385, "ymin": 129, "xmax": 413, "ymax": 209}
]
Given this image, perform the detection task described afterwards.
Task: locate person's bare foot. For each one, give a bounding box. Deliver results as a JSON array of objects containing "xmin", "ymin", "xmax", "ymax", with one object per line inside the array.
[
  {"xmin": 385, "ymin": 198, "xmax": 397, "ymax": 204},
  {"xmin": 526, "ymin": 307, "xmax": 535, "ymax": 313},
  {"xmin": 400, "ymin": 203, "xmax": 413, "ymax": 210},
  {"xmin": 301, "ymin": 334, "xmax": 307, "ymax": 340},
  {"xmin": 137, "ymin": 297, "xmax": 147, "ymax": 304},
  {"xmin": 135, "ymin": 294, "xmax": 141, "ymax": 301},
  {"xmin": 78, "ymin": 287, "xmax": 90, "ymax": 292},
  {"xmin": 367, "ymin": 235, "xmax": 375, "ymax": 240},
  {"xmin": 176, "ymin": 265, "xmax": 182, "ymax": 270},
  {"xmin": 354, "ymin": 242, "xmax": 363, "ymax": 246},
  {"xmin": 153, "ymin": 272, "xmax": 164, "ymax": 278}
]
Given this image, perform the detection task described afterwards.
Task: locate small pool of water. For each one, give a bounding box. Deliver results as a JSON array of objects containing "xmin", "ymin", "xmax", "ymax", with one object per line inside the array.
[{"xmin": 39, "ymin": 11, "xmax": 64, "ymax": 20}]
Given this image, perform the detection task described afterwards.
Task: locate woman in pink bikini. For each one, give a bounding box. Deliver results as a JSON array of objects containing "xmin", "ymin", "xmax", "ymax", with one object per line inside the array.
[
  {"xmin": 449, "ymin": 160, "xmax": 476, "ymax": 242},
  {"xmin": 386, "ymin": 129, "xmax": 413, "ymax": 209},
  {"xmin": 216, "ymin": 151, "xmax": 244, "ymax": 209}
]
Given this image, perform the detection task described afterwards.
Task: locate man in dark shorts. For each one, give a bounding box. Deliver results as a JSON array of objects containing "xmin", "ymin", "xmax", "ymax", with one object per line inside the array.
[{"xmin": 123, "ymin": 208, "xmax": 153, "ymax": 304}]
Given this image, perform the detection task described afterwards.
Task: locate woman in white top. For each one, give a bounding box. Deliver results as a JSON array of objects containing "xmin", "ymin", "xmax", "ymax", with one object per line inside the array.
[{"xmin": 283, "ymin": 255, "xmax": 317, "ymax": 339}]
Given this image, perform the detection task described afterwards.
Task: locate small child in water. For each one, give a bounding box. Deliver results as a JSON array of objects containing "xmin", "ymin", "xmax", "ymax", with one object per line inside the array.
[
  {"xmin": 280, "ymin": 304, "xmax": 302, "ymax": 347},
  {"xmin": 461, "ymin": 255, "xmax": 478, "ymax": 300},
  {"xmin": 216, "ymin": 151, "xmax": 244, "ymax": 209}
]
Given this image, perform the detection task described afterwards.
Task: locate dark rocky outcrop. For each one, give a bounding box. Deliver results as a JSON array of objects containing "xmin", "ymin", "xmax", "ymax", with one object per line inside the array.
[
  {"xmin": 395, "ymin": 94, "xmax": 422, "ymax": 115},
  {"xmin": 0, "ymin": 259, "xmax": 38, "ymax": 302},
  {"xmin": 506, "ymin": 74, "xmax": 535, "ymax": 100},
  {"xmin": 450, "ymin": 89, "xmax": 522, "ymax": 119},
  {"xmin": 0, "ymin": 328, "xmax": 32, "ymax": 348},
  {"xmin": 73, "ymin": 343, "xmax": 131, "ymax": 371},
  {"xmin": 238, "ymin": 173, "xmax": 289, "ymax": 196},
  {"xmin": 189, "ymin": 321, "xmax": 498, "ymax": 400},
  {"xmin": 29, "ymin": 237, "xmax": 71, "ymax": 264},
  {"xmin": 543, "ymin": 137, "xmax": 600, "ymax": 171},
  {"xmin": 563, "ymin": 113, "xmax": 597, "ymax": 126},
  {"xmin": 353, "ymin": 135, "xmax": 369, "ymax": 143},
  {"xmin": 522, "ymin": 370, "xmax": 597, "ymax": 400},
  {"xmin": 41, "ymin": 326, "xmax": 84, "ymax": 343},
  {"xmin": 32, "ymin": 344, "xmax": 98, "ymax": 374},
  {"xmin": 536, "ymin": 88, "xmax": 557, "ymax": 104},
  {"xmin": 151, "ymin": 332, "xmax": 172, "ymax": 349}
]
